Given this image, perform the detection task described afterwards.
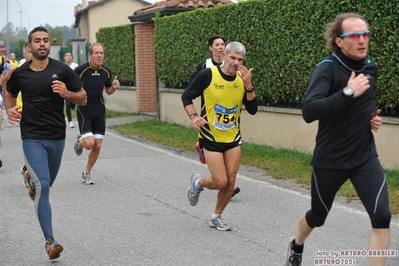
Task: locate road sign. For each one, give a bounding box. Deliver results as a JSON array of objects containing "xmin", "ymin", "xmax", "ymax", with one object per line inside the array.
[{"xmin": 0, "ymin": 45, "xmax": 6, "ymax": 54}]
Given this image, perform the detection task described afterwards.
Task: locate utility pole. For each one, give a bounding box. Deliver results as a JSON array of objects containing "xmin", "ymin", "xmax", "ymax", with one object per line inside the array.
[
  {"xmin": 14, "ymin": 0, "xmax": 22, "ymax": 32},
  {"xmin": 6, "ymin": 0, "xmax": 10, "ymax": 55}
]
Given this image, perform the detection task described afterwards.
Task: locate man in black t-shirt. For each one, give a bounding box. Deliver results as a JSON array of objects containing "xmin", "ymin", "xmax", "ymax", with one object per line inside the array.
[
  {"xmin": 4, "ymin": 26, "xmax": 87, "ymax": 261},
  {"xmin": 73, "ymin": 43, "xmax": 120, "ymax": 185}
]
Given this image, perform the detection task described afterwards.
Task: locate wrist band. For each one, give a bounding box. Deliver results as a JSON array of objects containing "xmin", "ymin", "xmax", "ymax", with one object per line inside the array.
[{"xmin": 189, "ymin": 113, "xmax": 198, "ymax": 119}]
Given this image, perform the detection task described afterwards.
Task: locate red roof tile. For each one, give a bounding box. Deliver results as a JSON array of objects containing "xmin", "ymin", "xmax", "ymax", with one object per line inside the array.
[{"xmin": 135, "ymin": 0, "xmax": 234, "ymax": 14}]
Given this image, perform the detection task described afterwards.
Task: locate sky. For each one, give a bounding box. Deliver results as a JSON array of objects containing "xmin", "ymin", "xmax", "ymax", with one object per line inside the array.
[
  {"xmin": 0, "ymin": 0, "xmax": 159, "ymax": 31},
  {"xmin": 0, "ymin": 0, "xmax": 236, "ymax": 32},
  {"xmin": 1, "ymin": 0, "xmax": 82, "ymax": 30}
]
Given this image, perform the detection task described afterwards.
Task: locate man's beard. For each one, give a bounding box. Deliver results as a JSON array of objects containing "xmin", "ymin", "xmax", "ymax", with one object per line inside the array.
[{"xmin": 32, "ymin": 50, "xmax": 49, "ymax": 60}]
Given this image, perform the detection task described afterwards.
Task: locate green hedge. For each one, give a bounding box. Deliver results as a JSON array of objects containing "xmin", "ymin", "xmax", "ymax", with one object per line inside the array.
[
  {"xmin": 94, "ymin": 0, "xmax": 399, "ymax": 116},
  {"xmin": 154, "ymin": 0, "xmax": 399, "ymax": 116},
  {"xmin": 96, "ymin": 24, "xmax": 136, "ymax": 86}
]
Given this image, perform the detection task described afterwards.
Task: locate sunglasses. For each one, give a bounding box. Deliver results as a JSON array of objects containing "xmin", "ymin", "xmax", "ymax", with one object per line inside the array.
[{"xmin": 339, "ymin": 31, "xmax": 372, "ymax": 39}]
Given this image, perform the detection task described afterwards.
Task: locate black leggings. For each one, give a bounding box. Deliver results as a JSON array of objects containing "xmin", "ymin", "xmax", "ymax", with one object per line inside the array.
[
  {"xmin": 306, "ymin": 157, "xmax": 391, "ymax": 229},
  {"xmin": 64, "ymin": 99, "xmax": 74, "ymax": 122}
]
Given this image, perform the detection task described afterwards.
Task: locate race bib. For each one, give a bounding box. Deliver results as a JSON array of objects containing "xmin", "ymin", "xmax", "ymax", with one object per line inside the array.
[{"xmin": 213, "ymin": 104, "xmax": 238, "ymax": 130}]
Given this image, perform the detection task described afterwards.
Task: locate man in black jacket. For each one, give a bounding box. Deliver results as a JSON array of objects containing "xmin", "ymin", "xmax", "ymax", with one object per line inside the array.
[{"xmin": 285, "ymin": 13, "xmax": 391, "ymax": 266}]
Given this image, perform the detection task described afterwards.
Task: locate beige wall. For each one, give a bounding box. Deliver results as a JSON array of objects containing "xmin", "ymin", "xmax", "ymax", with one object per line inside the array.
[
  {"xmin": 158, "ymin": 89, "xmax": 318, "ymax": 150},
  {"xmin": 76, "ymin": 0, "xmax": 147, "ymax": 43},
  {"xmin": 159, "ymin": 88, "xmax": 399, "ymax": 170},
  {"xmin": 103, "ymin": 86, "xmax": 138, "ymax": 113},
  {"xmin": 107, "ymin": 87, "xmax": 399, "ymax": 169},
  {"xmin": 78, "ymin": 15, "xmax": 90, "ymax": 41}
]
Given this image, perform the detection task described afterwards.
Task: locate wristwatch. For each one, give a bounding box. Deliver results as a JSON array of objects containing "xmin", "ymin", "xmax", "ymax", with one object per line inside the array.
[
  {"xmin": 343, "ymin": 87, "xmax": 354, "ymax": 98},
  {"xmin": 246, "ymin": 87, "xmax": 254, "ymax": 93}
]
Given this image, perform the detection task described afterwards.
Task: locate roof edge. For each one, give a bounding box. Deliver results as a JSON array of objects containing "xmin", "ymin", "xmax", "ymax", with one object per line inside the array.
[{"xmin": 129, "ymin": 7, "xmax": 195, "ymax": 23}]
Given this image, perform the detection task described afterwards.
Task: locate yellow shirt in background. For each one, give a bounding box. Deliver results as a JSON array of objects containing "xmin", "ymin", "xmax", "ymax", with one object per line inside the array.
[{"xmin": 16, "ymin": 62, "xmax": 24, "ymax": 112}]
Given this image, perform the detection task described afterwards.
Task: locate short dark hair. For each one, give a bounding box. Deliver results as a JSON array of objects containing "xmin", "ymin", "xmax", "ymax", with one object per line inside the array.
[
  {"xmin": 207, "ymin": 35, "xmax": 226, "ymax": 47},
  {"xmin": 28, "ymin": 26, "xmax": 48, "ymax": 43}
]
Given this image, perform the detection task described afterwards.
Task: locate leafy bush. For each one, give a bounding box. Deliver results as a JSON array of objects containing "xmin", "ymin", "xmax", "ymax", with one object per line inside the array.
[
  {"xmin": 96, "ymin": 24, "xmax": 136, "ymax": 86},
  {"xmin": 154, "ymin": 0, "xmax": 399, "ymax": 115},
  {"xmin": 97, "ymin": 0, "xmax": 399, "ymax": 116}
]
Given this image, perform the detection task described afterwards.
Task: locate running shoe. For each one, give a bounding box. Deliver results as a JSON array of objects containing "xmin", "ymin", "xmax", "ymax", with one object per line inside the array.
[
  {"xmin": 82, "ymin": 171, "xmax": 95, "ymax": 185},
  {"xmin": 45, "ymin": 237, "xmax": 63, "ymax": 260},
  {"xmin": 286, "ymin": 236, "xmax": 302, "ymax": 266},
  {"xmin": 74, "ymin": 135, "xmax": 83, "ymax": 156},
  {"xmin": 69, "ymin": 121, "xmax": 74, "ymax": 128},
  {"xmin": 21, "ymin": 165, "xmax": 29, "ymax": 188},
  {"xmin": 195, "ymin": 141, "xmax": 206, "ymax": 164},
  {"xmin": 232, "ymin": 186, "xmax": 240, "ymax": 197},
  {"xmin": 0, "ymin": 159, "xmax": 2, "ymax": 168},
  {"xmin": 22, "ymin": 166, "xmax": 35, "ymax": 201},
  {"xmin": 209, "ymin": 214, "xmax": 231, "ymax": 231},
  {"xmin": 187, "ymin": 173, "xmax": 203, "ymax": 206}
]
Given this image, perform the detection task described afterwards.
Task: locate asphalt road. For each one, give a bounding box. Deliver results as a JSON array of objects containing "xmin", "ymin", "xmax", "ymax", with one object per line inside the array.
[{"xmin": 0, "ymin": 114, "xmax": 398, "ymax": 266}]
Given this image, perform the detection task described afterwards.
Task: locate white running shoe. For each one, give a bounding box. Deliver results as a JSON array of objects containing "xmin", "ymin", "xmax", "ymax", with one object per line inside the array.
[
  {"xmin": 209, "ymin": 214, "xmax": 232, "ymax": 231},
  {"xmin": 69, "ymin": 121, "xmax": 74, "ymax": 128},
  {"xmin": 74, "ymin": 135, "xmax": 83, "ymax": 156},
  {"xmin": 187, "ymin": 173, "xmax": 203, "ymax": 206},
  {"xmin": 82, "ymin": 171, "xmax": 95, "ymax": 185}
]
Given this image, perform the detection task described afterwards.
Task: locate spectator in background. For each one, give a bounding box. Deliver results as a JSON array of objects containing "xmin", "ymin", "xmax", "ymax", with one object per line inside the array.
[
  {"xmin": 2, "ymin": 55, "xmax": 10, "ymax": 77},
  {"xmin": 7, "ymin": 53, "xmax": 18, "ymax": 67},
  {"xmin": 0, "ymin": 53, "xmax": 8, "ymax": 167},
  {"xmin": 0, "ymin": 54, "xmax": 4, "ymax": 74},
  {"xmin": 0, "ymin": 54, "xmax": 3, "ymax": 168},
  {"xmin": 19, "ymin": 43, "xmax": 31, "ymax": 65},
  {"xmin": 64, "ymin": 52, "xmax": 78, "ymax": 128},
  {"xmin": 16, "ymin": 43, "xmax": 32, "ymax": 109},
  {"xmin": 15, "ymin": 42, "xmax": 32, "ymax": 186}
]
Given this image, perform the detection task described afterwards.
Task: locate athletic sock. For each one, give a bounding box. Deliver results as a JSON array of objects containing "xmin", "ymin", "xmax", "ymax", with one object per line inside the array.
[
  {"xmin": 211, "ymin": 213, "xmax": 220, "ymax": 218},
  {"xmin": 195, "ymin": 179, "xmax": 202, "ymax": 189},
  {"xmin": 292, "ymin": 239, "xmax": 304, "ymax": 253}
]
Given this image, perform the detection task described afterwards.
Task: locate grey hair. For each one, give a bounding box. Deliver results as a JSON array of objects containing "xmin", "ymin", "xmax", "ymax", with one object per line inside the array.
[
  {"xmin": 89, "ymin": 43, "xmax": 105, "ymax": 54},
  {"xmin": 225, "ymin": 41, "xmax": 246, "ymax": 55}
]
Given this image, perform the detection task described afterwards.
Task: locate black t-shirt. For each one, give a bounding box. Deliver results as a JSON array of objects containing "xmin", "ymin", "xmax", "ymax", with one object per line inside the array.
[
  {"xmin": 7, "ymin": 58, "xmax": 83, "ymax": 140},
  {"xmin": 302, "ymin": 50, "xmax": 378, "ymax": 169},
  {"xmin": 74, "ymin": 62, "xmax": 112, "ymax": 107}
]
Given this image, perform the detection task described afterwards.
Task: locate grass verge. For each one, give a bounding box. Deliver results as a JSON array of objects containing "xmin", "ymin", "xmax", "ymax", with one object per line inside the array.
[
  {"xmin": 68, "ymin": 108, "xmax": 136, "ymax": 119},
  {"xmin": 109, "ymin": 115, "xmax": 399, "ymax": 215}
]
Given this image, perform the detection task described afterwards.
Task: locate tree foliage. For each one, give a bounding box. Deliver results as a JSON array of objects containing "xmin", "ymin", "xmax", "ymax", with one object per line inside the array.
[{"xmin": 0, "ymin": 22, "xmax": 76, "ymax": 60}]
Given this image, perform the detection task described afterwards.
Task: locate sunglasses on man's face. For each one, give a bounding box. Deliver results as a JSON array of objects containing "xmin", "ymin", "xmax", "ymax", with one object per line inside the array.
[{"xmin": 339, "ymin": 31, "xmax": 372, "ymax": 40}]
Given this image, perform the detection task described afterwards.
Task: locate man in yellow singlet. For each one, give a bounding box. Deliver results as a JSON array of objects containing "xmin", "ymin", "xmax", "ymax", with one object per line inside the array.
[{"xmin": 182, "ymin": 41, "xmax": 258, "ymax": 231}]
